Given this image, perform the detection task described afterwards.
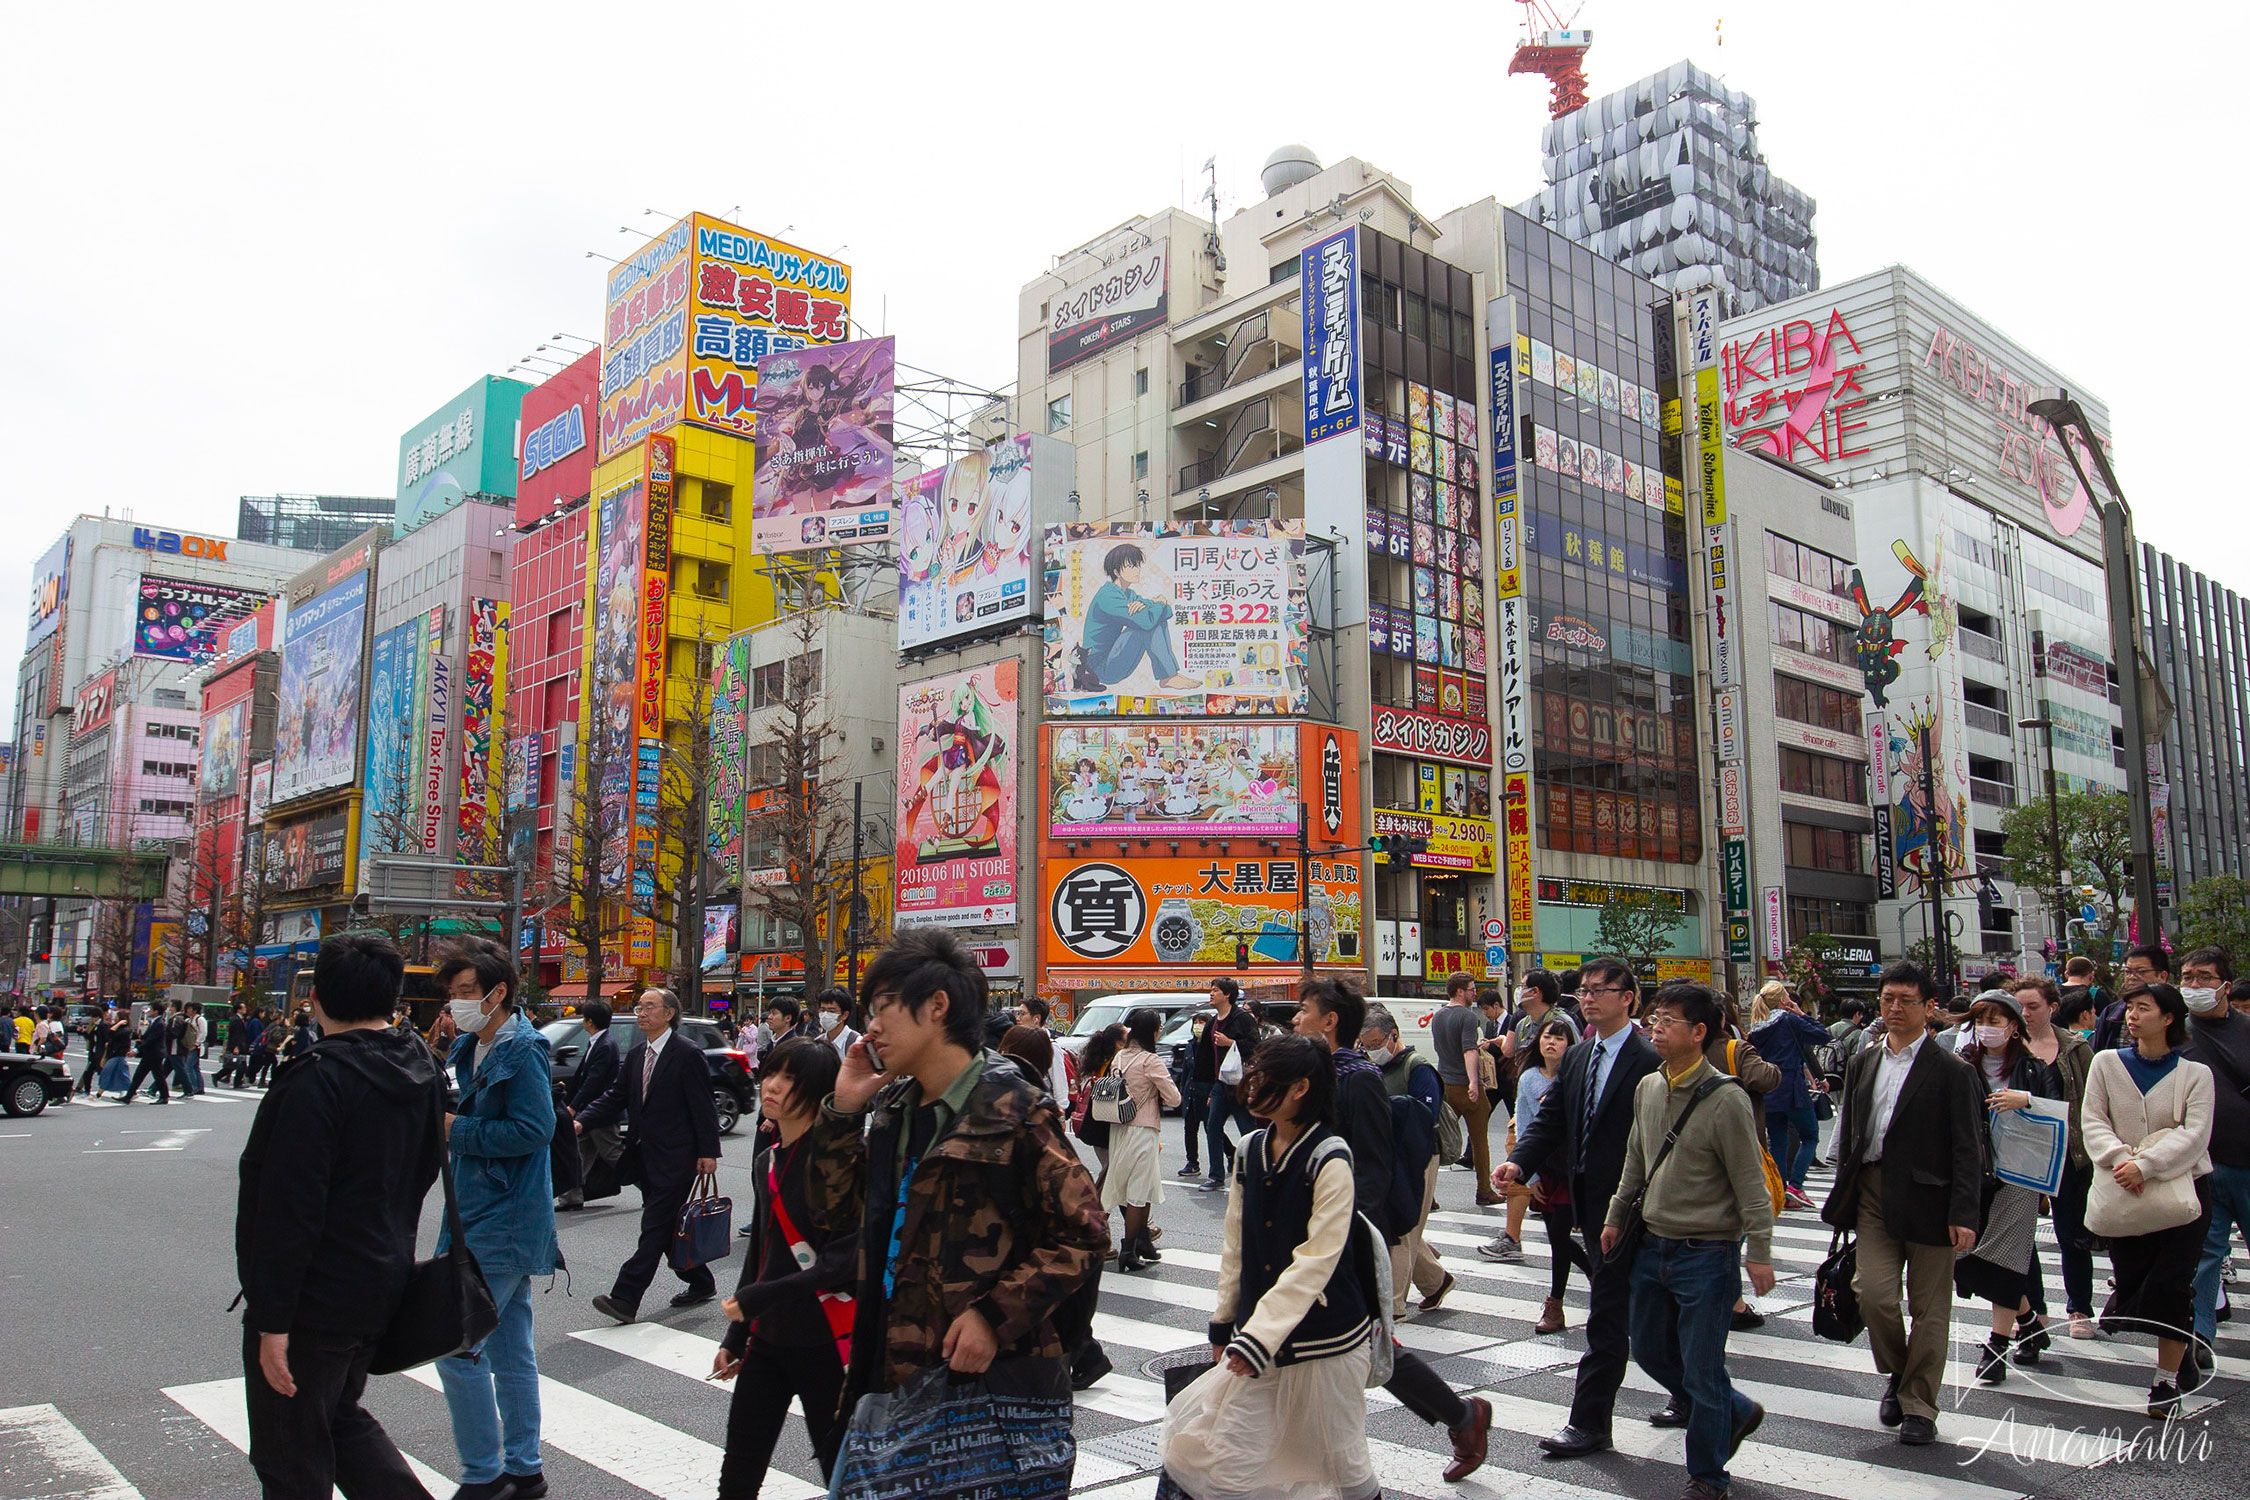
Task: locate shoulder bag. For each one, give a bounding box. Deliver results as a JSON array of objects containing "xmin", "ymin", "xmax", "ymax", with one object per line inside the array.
[
  {"xmin": 1603, "ymin": 1076, "xmax": 1730, "ymax": 1267},
  {"xmin": 670, "ymin": 1171, "xmax": 736, "ymax": 1272},
  {"xmin": 371, "ymin": 1085, "xmax": 500, "ymax": 1374},
  {"xmin": 1722, "ymin": 1042, "xmax": 1789, "ymax": 1216},
  {"xmin": 1088, "ymin": 1069, "xmax": 1136, "ymax": 1125}
]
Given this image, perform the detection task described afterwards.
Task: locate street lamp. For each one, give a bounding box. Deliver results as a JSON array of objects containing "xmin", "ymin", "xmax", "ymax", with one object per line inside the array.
[
  {"xmin": 2018, "ymin": 715, "xmax": 2069, "ymax": 962},
  {"xmin": 2026, "ymin": 387, "xmax": 2165, "ymax": 940}
]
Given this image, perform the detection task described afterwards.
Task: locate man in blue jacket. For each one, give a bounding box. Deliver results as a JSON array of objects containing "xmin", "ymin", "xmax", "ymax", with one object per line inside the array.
[{"xmin": 436, "ymin": 943, "xmax": 559, "ymax": 1500}]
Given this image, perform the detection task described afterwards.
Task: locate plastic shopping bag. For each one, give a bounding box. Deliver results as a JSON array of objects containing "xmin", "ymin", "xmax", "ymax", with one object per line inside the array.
[
  {"xmin": 1990, "ymin": 1097, "xmax": 2067, "ymax": 1197},
  {"xmin": 828, "ymin": 1360, "xmax": 1074, "ymax": 1500}
]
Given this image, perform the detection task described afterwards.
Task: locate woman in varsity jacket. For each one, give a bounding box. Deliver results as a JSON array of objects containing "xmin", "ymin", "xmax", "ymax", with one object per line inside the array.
[{"xmin": 1157, "ymin": 1034, "xmax": 1377, "ymax": 1500}]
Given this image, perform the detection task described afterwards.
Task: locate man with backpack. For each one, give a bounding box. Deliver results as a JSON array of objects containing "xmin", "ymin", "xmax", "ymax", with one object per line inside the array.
[
  {"xmin": 1293, "ymin": 978, "xmax": 1492, "ymax": 1483},
  {"xmin": 1363, "ymin": 1006, "xmax": 1455, "ymax": 1317}
]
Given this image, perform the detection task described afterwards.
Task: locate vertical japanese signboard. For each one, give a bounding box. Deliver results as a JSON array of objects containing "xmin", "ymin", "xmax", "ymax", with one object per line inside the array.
[
  {"xmin": 707, "ymin": 633, "xmax": 750, "ymax": 890},
  {"xmin": 420, "ymin": 605, "xmax": 450, "ymax": 854},
  {"xmin": 458, "ymin": 599, "xmax": 507, "ymax": 859},
  {"xmin": 1491, "ymin": 302, "xmax": 1532, "ymax": 963},
  {"xmin": 1301, "ymin": 227, "xmax": 1361, "ymax": 444},
  {"xmin": 1868, "ymin": 710, "xmax": 1897, "ymax": 899}
]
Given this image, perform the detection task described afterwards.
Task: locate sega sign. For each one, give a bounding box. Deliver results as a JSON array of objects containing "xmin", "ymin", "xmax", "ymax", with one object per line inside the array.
[
  {"xmin": 132, "ymin": 528, "xmax": 228, "ymax": 560},
  {"xmin": 514, "ymin": 349, "xmax": 602, "ymax": 525}
]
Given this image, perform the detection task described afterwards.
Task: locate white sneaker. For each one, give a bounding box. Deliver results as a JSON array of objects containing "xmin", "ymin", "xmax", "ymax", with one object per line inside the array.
[{"xmin": 1477, "ymin": 1234, "xmax": 1524, "ymax": 1263}]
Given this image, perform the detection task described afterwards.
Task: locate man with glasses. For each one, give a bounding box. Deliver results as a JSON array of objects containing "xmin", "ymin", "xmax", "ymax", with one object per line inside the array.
[
  {"xmin": 2094, "ymin": 945, "xmax": 2169, "ymax": 1053},
  {"xmin": 580, "ymin": 990, "xmax": 723, "ymax": 1324},
  {"xmin": 1820, "ymin": 962, "xmax": 1982, "ymax": 1445},
  {"xmin": 2182, "ymin": 947, "xmax": 2247, "ymax": 1387},
  {"xmin": 1493, "ymin": 956, "xmax": 1660, "ymax": 1459}
]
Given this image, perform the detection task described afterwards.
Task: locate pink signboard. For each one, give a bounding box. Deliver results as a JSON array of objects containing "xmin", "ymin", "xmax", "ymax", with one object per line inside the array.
[{"xmin": 896, "ymin": 660, "xmax": 1019, "ymax": 929}]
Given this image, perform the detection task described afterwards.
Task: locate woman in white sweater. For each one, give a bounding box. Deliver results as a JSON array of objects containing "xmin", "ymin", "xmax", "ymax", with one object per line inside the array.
[
  {"xmin": 2081, "ymin": 981, "xmax": 2215, "ymax": 1418},
  {"xmin": 1103, "ymin": 1006, "xmax": 1183, "ymax": 1271}
]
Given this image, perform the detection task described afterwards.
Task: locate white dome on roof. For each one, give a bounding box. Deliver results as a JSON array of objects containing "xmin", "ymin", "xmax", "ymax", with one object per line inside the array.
[{"xmin": 1261, "ymin": 144, "xmax": 1321, "ymax": 197}]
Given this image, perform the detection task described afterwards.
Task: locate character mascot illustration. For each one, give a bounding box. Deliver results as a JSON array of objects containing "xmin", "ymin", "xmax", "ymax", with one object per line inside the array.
[
  {"xmin": 903, "ymin": 675, "xmax": 1007, "ymax": 862},
  {"xmin": 1845, "ymin": 541, "xmax": 1934, "ymax": 708}
]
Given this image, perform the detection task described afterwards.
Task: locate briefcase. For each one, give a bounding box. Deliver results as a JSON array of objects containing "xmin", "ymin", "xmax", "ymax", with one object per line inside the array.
[
  {"xmin": 1811, "ymin": 1228, "xmax": 1864, "ymax": 1343},
  {"xmin": 669, "ymin": 1172, "xmax": 734, "ymax": 1272}
]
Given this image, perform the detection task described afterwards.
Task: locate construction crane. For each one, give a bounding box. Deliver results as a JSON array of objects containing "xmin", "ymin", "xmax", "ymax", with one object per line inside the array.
[{"xmin": 1508, "ymin": 1, "xmax": 1593, "ymax": 119}]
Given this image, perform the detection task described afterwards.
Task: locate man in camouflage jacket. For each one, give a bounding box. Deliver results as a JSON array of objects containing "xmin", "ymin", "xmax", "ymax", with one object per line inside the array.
[{"xmin": 813, "ymin": 929, "xmax": 1110, "ymax": 1405}]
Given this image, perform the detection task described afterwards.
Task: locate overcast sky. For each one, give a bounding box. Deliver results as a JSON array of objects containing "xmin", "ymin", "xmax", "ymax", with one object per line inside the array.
[{"xmin": 4, "ymin": 0, "xmax": 2240, "ymax": 729}]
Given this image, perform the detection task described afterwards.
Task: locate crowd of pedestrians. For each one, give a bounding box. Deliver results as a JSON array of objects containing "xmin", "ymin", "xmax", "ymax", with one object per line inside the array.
[{"xmin": 208, "ymin": 925, "xmax": 2245, "ymax": 1500}]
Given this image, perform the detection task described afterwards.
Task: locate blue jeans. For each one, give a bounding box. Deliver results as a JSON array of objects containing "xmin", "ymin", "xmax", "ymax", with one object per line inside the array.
[
  {"xmin": 2194, "ymin": 1163, "xmax": 2250, "ymax": 1344},
  {"xmin": 1630, "ymin": 1236, "xmax": 1752, "ymax": 1493},
  {"xmin": 436, "ymin": 1272, "xmax": 540, "ymax": 1482},
  {"xmin": 172, "ymin": 1053, "xmax": 205, "ymax": 1094},
  {"xmin": 1766, "ymin": 1104, "xmax": 1818, "ymax": 1189},
  {"xmin": 1203, "ymin": 1081, "xmax": 1252, "ymax": 1179}
]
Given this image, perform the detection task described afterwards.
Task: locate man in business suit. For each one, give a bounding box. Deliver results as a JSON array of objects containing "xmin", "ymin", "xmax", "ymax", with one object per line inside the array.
[
  {"xmin": 1821, "ymin": 960, "xmax": 1983, "ymax": 1446},
  {"xmin": 1495, "ymin": 955, "xmax": 1661, "ymax": 1458},
  {"xmin": 577, "ymin": 989, "xmax": 722, "ymax": 1322},
  {"xmin": 555, "ymin": 999, "xmax": 621, "ymax": 1210}
]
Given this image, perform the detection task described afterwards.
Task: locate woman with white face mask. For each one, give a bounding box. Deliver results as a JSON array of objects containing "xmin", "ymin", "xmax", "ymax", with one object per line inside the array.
[
  {"xmin": 2010, "ymin": 976, "xmax": 2099, "ymax": 1339},
  {"xmin": 1952, "ymin": 990, "xmax": 2062, "ymax": 1385}
]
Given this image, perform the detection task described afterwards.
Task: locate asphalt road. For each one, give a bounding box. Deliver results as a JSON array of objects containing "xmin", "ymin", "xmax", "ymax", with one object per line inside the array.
[{"xmin": 1, "ymin": 1048, "xmax": 2241, "ymax": 1500}]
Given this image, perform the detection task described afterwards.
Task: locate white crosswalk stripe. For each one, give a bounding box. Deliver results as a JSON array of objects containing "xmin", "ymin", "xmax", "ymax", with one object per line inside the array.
[{"xmin": 26, "ymin": 1151, "xmax": 2233, "ymax": 1500}]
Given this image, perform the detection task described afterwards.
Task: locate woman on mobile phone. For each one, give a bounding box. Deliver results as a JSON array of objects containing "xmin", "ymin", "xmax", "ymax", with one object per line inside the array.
[{"xmin": 712, "ymin": 1037, "xmax": 864, "ymax": 1496}]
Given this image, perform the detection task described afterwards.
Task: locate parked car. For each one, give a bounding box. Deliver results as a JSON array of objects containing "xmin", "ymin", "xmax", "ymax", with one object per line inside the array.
[
  {"xmin": 2, "ymin": 1053, "xmax": 70, "ymax": 1117},
  {"xmin": 539, "ymin": 1017, "xmax": 754, "ymax": 1135},
  {"xmin": 1057, "ymin": 994, "xmax": 1208, "ymax": 1063}
]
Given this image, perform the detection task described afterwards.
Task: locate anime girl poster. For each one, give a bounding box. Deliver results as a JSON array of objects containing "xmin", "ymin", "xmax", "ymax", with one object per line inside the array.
[
  {"xmin": 749, "ymin": 335, "xmax": 896, "ymax": 552},
  {"xmin": 896, "ymin": 661, "xmax": 1018, "ymax": 926},
  {"xmin": 897, "ymin": 437, "xmax": 1036, "ymax": 651}
]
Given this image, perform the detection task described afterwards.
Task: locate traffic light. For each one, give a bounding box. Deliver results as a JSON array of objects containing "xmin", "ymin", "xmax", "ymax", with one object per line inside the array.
[
  {"xmin": 1370, "ymin": 833, "xmax": 1430, "ymax": 860},
  {"xmin": 1235, "ymin": 938, "xmax": 1250, "ymax": 971}
]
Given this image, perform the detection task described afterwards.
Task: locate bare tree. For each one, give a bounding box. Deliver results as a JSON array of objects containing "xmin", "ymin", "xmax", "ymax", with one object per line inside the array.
[
  {"xmin": 533, "ymin": 709, "xmax": 638, "ymax": 1003},
  {"xmin": 654, "ymin": 635, "xmax": 725, "ymax": 1006},
  {"xmin": 746, "ymin": 607, "xmax": 850, "ymax": 994},
  {"xmin": 88, "ymin": 897, "xmax": 139, "ymax": 1002}
]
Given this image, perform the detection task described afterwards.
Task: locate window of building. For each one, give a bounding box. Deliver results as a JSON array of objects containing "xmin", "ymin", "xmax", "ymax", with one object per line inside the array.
[
  {"xmin": 1134, "ymin": 368, "xmax": 1149, "ymax": 398},
  {"xmin": 1763, "ymin": 533, "xmax": 1852, "ymax": 598},
  {"xmin": 751, "ymin": 661, "xmax": 785, "ymax": 708},
  {"xmin": 1769, "ymin": 600, "xmax": 1853, "ymax": 666},
  {"xmin": 1046, "ymin": 395, "xmax": 1071, "ymax": 432},
  {"xmin": 1779, "ymin": 747, "xmax": 1867, "ymax": 804},
  {"xmin": 702, "ymin": 481, "xmax": 733, "ymax": 520},
  {"xmin": 1784, "ymin": 820, "xmax": 1864, "ymax": 873},
  {"xmin": 693, "ymin": 559, "xmax": 729, "ymax": 600},
  {"xmin": 1132, "ymin": 451, "xmax": 1148, "ymax": 481},
  {"xmin": 1788, "ymin": 895, "xmax": 1874, "ymax": 943},
  {"xmin": 1772, "ymin": 674, "xmax": 1863, "ymax": 735},
  {"xmin": 153, "ymin": 689, "xmax": 188, "ymax": 707}
]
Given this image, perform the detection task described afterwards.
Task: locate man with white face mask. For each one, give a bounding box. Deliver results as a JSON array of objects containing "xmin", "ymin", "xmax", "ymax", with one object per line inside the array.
[
  {"xmin": 2182, "ymin": 947, "xmax": 2249, "ymax": 1386},
  {"xmin": 813, "ymin": 986, "xmax": 860, "ymax": 1061}
]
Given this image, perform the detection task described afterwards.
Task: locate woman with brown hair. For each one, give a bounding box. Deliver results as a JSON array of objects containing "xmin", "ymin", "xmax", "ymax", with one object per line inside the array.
[{"xmin": 1103, "ymin": 1008, "xmax": 1182, "ymax": 1271}]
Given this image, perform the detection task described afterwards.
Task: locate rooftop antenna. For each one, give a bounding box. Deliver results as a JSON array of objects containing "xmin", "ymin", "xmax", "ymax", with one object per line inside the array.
[{"xmin": 1201, "ymin": 157, "xmax": 1227, "ymax": 272}]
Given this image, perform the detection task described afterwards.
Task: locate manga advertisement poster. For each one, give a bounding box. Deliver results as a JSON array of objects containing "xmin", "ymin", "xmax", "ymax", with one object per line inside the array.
[
  {"xmin": 272, "ymin": 572, "xmax": 367, "ymax": 806},
  {"xmin": 247, "ymin": 761, "xmax": 272, "ymax": 827},
  {"xmin": 199, "ymin": 700, "xmax": 247, "ymax": 801},
  {"xmin": 706, "ymin": 633, "xmax": 750, "ymax": 889},
  {"xmin": 590, "ymin": 474, "xmax": 644, "ymax": 882},
  {"xmin": 1042, "ymin": 521, "xmax": 1306, "ymax": 717},
  {"xmin": 898, "ymin": 436, "xmax": 1035, "ymax": 650},
  {"xmin": 750, "ymin": 336, "xmax": 895, "ymax": 553},
  {"xmin": 1045, "ymin": 723, "xmax": 1300, "ymax": 839},
  {"xmin": 458, "ymin": 599, "xmax": 507, "ymax": 856},
  {"xmin": 896, "ymin": 661, "xmax": 1018, "ymax": 929},
  {"xmin": 135, "ymin": 576, "xmax": 261, "ymax": 661},
  {"xmin": 1040, "ymin": 855, "xmax": 1363, "ymax": 971}
]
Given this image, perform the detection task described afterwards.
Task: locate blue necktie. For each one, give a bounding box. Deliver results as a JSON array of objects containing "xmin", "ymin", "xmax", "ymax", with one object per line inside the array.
[{"xmin": 1580, "ymin": 1040, "xmax": 1604, "ymax": 1169}]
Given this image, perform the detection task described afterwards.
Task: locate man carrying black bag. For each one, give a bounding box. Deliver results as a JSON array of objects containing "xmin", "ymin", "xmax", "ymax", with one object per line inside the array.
[
  {"xmin": 580, "ymin": 988, "xmax": 722, "ymax": 1322},
  {"xmin": 235, "ymin": 932, "xmax": 444, "ymax": 1500}
]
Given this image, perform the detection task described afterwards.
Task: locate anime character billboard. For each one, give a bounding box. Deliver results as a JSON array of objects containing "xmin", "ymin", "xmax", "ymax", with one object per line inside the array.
[
  {"xmin": 897, "ymin": 436, "xmax": 1035, "ymax": 650},
  {"xmin": 896, "ymin": 661, "xmax": 1018, "ymax": 928},
  {"xmin": 749, "ymin": 335, "xmax": 895, "ymax": 552}
]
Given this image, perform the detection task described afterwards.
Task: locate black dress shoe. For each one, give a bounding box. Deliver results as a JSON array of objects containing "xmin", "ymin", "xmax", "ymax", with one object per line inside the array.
[
  {"xmin": 1648, "ymin": 1399, "xmax": 1690, "ymax": 1428},
  {"xmin": 1898, "ymin": 1414, "xmax": 1936, "ymax": 1446},
  {"xmin": 1538, "ymin": 1424, "xmax": 1612, "ymax": 1459},
  {"xmin": 1069, "ymin": 1343, "xmax": 1113, "ymax": 1391},
  {"xmin": 1729, "ymin": 1400, "xmax": 1764, "ymax": 1459},
  {"xmin": 1878, "ymin": 1375, "xmax": 1902, "ymax": 1429},
  {"xmin": 1730, "ymin": 1307, "xmax": 1765, "ymax": 1332},
  {"xmin": 670, "ymin": 1287, "xmax": 716, "ymax": 1308},
  {"xmin": 449, "ymin": 1481, "xmax": 518, "ymax": 1500},
  {"xmin": 590, "ymin": 1294, "xmax": 635, "ymax": 1324},
  {"xmin": 502, "ymin": 1473, "xmax": 547, "ymax": 1500}
]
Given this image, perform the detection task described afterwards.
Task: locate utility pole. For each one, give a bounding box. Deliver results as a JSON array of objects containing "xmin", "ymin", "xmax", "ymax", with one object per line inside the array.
[
  {"xmin": 2020, "ymin": 714, "xmax": 2068, "ymax": 963},
  {"xmin": 1920, "ymin": 721, "xmax": 1954, "ymax": 993},
  {"xmin": 848, "ymin": 780, "xmax": 864, "ymax": 999},
  {"xmin": 1297, "ymin": 805, "xmax": 1312, "ymax": 983}
]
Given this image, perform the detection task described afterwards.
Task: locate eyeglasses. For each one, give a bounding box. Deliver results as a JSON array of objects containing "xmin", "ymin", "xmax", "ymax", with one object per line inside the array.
[
  {"xmin": 1646, "ymin": 1013, "xmax": 1693, "ymax": 1030},
  {"xmin": 1580, "ymin": 983, "xmax": 1635, "ymax": 997}
]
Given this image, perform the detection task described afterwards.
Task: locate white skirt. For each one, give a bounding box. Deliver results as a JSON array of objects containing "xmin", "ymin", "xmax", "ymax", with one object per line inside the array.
[
  {"xmin": 1100, "ymin": 1124, "xmax": 1166, "ymax": 1210},
  {"xmin": 1161, "ymin": 1341, "xmax": 1376, "ymax": 1499}
]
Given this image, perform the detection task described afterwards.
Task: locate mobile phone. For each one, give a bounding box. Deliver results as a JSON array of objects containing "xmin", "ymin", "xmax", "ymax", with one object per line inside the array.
[{"xmin": 864, "ymin": 1038, "xmax": 887, "ymax": 1073}]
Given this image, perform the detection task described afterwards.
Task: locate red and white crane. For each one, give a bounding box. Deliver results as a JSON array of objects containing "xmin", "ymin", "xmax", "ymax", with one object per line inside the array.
[{"xmin": 1507, "ymin": 1, "xmax": 1594, "ymax": 120}]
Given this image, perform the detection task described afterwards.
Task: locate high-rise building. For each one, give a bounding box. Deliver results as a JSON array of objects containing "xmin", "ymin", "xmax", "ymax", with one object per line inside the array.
[
  {"xmin": 1519, "ymin": 59, "xmax": 1817, "ymax": 316},
  {"xmin": 2139, "ymin": 545, "xmax": 2250, "ymax": 893},
  {"xmin": 237, "ymin": 494, "xmax": 397, "ymax": 555}
]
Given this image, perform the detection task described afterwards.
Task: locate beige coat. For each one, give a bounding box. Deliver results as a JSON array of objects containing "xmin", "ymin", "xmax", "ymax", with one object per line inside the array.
[{"xmin": 2080, "ymin": 1048, "xmax": 2213, "ymax": 1239}]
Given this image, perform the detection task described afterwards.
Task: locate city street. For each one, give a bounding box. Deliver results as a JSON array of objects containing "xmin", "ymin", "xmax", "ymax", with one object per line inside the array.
[{"xmin": 1, "ymin": 1048, "xmax": 2240, "ymax": 1500}]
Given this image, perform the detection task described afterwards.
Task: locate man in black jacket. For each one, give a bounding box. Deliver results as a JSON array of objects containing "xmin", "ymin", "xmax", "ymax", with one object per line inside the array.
[
  {"xmin": 1495, "ymin": 954, "xmax": 1661, "ymax": 1459},
  {"xmin": 555, "ymin": 999, "xmax": 620, "ymax": 1209},
  {"xmin": 125, "ymin": 1001, "xmax": 176, "ymax": 1104},
  {"xmin": 236, "ymin": 933, "xmax": 442, "ymax": 1500},
  {"xmin": 581, "ymin": 988, "xmax": 722, "ymax": 1322},
  {"xmin": 1821, "ymin": 961, "xmax": 1983, "ymax": 1446},
  {"xmin": 1294, "ymin": 978, "xmax": 1492, "ymax": 1483}
]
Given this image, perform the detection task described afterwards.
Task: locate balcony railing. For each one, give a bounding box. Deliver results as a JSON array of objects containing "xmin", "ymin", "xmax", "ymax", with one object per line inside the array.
[
  {"xmin": 1959, "ymin": 629, "xmax": 2006, "ymax": 664},
  {"xmin": 1969, "ymin": 775, "xmax": 2017, "ymax": 808},
  {"xmin": 1963, "ymin": 702, "xmax": 2012, "ymax": 736}
]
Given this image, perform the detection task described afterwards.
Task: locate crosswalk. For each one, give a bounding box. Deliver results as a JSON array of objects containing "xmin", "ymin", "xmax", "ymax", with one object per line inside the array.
[{"xmin": 17, "ymin": 1160, "xmax": 2243, "ymax": 1499}]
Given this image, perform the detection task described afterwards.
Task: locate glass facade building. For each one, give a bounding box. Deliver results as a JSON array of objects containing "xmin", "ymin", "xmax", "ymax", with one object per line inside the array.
[{"xmin": 2141, "ymin": 544, "xmax": 2250, "ymax": 889}]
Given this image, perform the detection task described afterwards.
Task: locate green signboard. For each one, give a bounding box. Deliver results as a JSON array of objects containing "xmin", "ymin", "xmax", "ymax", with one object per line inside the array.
[
  {"xmin": 395, "ymin": 375, "xmax": 532, "ymax": 536},
  {"xmin": 1721, "ymin": 836, "xmax": 1750, "ymax": 912}
]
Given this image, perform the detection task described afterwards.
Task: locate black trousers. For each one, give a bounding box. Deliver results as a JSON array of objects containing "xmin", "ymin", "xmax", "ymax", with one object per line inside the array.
[
  {"xmin": 1568, "ymin": 1212, "xmax": 1634, "ymax": 1435},
  {"xmin": 77, "ymin": 1051, "xmax": 103, "ymax": 1092},
  {"xmin": 127, "ymin": 1056, "xmax": 170, "ymax": 1102},
  {"xmin": 1544, "ymin": 1203, "xmax": 1595, "ymax": 1300},
  {"xmin": 612, "ymin": 1174, "xmax": 716, "ymax": 1310},
  {"xmin": 240, "ymin": 1324, "xmax": 432, "ymax": 1500},
  {"xmin": 1385, "ymin": 1346, "xmax": 1469, "ymax": 1429},
  {"xmin": 717, "ymin": 1335, "xmax": 847, "ymax": 1499}
]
